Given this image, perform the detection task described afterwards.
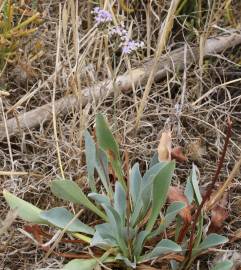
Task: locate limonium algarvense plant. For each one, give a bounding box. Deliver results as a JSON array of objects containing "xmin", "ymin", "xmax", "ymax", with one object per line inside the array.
[{"xmin": 3, "ymin": 114, "xmax": 230, "ymax": 270}]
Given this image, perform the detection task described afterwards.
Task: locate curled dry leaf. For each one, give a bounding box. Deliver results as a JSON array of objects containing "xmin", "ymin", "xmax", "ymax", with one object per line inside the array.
[
  {"xmin": 186, "ymin": 138, "xmax": 205, "ymax": 161},
  {"xmin": 171, "ymin": 146, "xmax": 188, "ymax": 163},
  {"xmin": 208, "ymin": 192, "xmax": 229, "ymax": 233},
  {"xmin": 158, "ymin": 131, "xmax": 172, "ymax": 162},
  {"xmin": 167, "ymin": 186, "xmax": 192, "ymax": 224}
]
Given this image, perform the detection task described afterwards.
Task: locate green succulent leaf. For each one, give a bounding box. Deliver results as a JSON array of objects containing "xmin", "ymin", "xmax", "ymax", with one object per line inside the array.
[
  {"xmin": 95, "ymin": 148, "xmax": 112, "ymax": 195},
  {"xmin": 96, "ymin": 114, "xmax": 120, "ymax": 160},
  {"xmin": 149, "ymin": 151, "xmax": 159, "ymax": 168},
  {"xmin": 194, "ymin": 234, "xmax": 228, "ymax": 253},
  {"xmin": 141, "ymin": 162, "xmax": 167, "ymax": 215},
  {"xmin": 3, "ymin": 190, "xmax": 47, "ymax": 224},
  {"xmin": 114, "ymin": 181, "xmax": 126, "ymax": 225},
  {"xmin": 63, "ymin": 259, "xmax": 98, "ymax": 270},
  {"xmin": 51, "ymin": 180, "xmax": 107, "ymax": 221},
  {"xmin": 84, "ymin": 130, "xmax": 97, "ymax": 192},
  {"xmin": 63, "ymin": 256, "xmax": 115, "ymax": 270},
  {"xmin": 150, "ymin": 202, "xmax": 186, "ymax": 238},
  {"xmin": 130, "ymin": 163, "xmax": 165, "ymax": 227},
  {"xmin": 140, "ymin": 239, "xmax": 182, "ymax": 261},
  {"xmin": 91, "ymin": 223, "xmax": 116, "ymax": 248},
  {"xmin": 211, "ymin": 260, "xmax": 233, "ymax": 270},
  {"xmin": 184, "ymin": 174, "xmax": 194, "ymax": 204},
  {"xmin": 88, "ymin": 193, "xmax": 111, "ymax": 206},
  {"xmin": 95, "ymin": 114, "xmax": 126, "ymax": 189},
  {"xmin": 191, "ymin": 164, "xmax": 202, "ymax": 205},
  {"xmin": 40, "ymin": 207, "xmax": 94, "ymax": 235},
  {"xmin": 101, "ymin": 204, "xmax": 128, "ymax": 257},
  {"xmin": 164, "ymin": 201, "xmax": 186, "ymax": 227},
  {"xmin": 84, "ymin": 130, "xmax": 112, "ymax": 196},
  {"xmin": 116, "ymin": 254, "xmax": 136, "ymax": 268},
  {"xmin": 130, "ymin": 163, "xmax": 142, "ymax": 208},
  {"xmin": 146, "ymin": 161, "xmax": 175, "ymax": 232},
  {"xmin": 133, "ymin": 230, "xmax": 149, "ymax": 258},
  {"xmin": 193, "ymin": 212, "xmax": 204, "ymax": 249}
]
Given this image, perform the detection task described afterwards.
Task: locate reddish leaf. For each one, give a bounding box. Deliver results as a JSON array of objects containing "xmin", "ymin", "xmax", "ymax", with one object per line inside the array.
[
  {"xmin": 171, "ymin": 146, "xmax": 188, "ymax": 163},
  {"xmin": 24, "ymin": 224, "xmax": 43, "ymax": 244},
  {"xmin": 167, "ymin": 186, "xmax": 192, "ymax": 224},
  {"xmin": 208, "ymin": 193, "xmax": 229, "ymax": 233}
]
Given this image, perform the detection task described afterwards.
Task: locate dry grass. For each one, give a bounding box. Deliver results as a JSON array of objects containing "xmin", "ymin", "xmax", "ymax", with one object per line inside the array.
[{"xmin": 0, "ymin": 0, "xmax": 241, "ymax": 269}]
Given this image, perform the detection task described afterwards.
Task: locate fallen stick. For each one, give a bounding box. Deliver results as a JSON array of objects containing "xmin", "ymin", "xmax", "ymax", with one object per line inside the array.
[{"xmin": 0, "ymin": 32, "xmax": 241, "ymax": 139}]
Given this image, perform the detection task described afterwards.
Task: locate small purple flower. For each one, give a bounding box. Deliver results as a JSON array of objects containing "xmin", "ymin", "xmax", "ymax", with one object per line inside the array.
[
  {"xmin": 109, "ymin": 26, "xmax": 127, "ymax": 39},
  {"xmin": 92, "ymin": 6, "xmax": 144, "ymax": 55},
  {"xmin": 92, "ymin": 7, "xmax": 112, "ymax": 26},
  {"xmin": 122, "ymin": 40, "xmax": 144, "ymax": 54}
]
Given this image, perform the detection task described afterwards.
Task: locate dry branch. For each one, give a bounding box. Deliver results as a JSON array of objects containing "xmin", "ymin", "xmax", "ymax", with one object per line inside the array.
[{"xmin": 1, "ymin": 32, "xmax": 241, "ymax": 139}]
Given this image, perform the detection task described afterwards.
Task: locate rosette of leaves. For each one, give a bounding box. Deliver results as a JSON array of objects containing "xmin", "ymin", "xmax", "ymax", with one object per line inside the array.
[{"xmin": 3, "ymin": 114, "xmax": 230, "ymax": 270}]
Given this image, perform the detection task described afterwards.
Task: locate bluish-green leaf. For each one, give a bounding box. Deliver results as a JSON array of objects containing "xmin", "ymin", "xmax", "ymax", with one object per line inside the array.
[
  {"xmin": 133, "ymin": 230, "xmax": 149, "ymax": 258},
  {"xmin": 150, "ymin": 202, "xmax": 186, "ymax": 238},
  {"xmin": 149, "ymin": 151, "xmax": 159, "ymax": 168},
  {"xmin": 51, "ymin": 180, "xmax": 107, "ymax": 221},
  {"xmin": 102, "ymin": 204, "xmax": 128, "ymax": 257},
  {"xmin": 130, "ymin": 163, "xmax": 169, "ymax": 227},
  {"xmin": 84, "ymin": 130, "xmax": 112, "ymax": 195},
  {"xmin": 130, "ymin": 163, "xmax": 142, "ymax": 208},
  {"xmin": 3, "ymin": 190, "xmax": 47, "ymax": 224},
  {"xmin": 191, "ymin": 164, "xmax": 202, "ymax": 205},
  {"xmin": 96, "ymin": 114, "xmax": 120, "ymax": 160},
  {"xmin": 146, "ymin": 161, "xmax": 175, "ymax": 232},
  {"xmin": 211, "ymin": 260, "xmax": 233, "ymax": 270},
  {"xmin": 95, "ymin": 148, "xmax": 112, "ymax": 195},
  {"xmin": 95, "ymin": 114, "xmax": 125, "ymax": 189},
  {"xmin": 63, "ymin": 254, "xmax": 114, "ymax": 269},
  {"xmin": 84, "ymin": 130, "xmax": 97, "ymax": 192},
  {"xmin": 164, "ymin": 202, "xmax": 186, "ymax": 227},
  {"xmin": 40, "ymin": 207, "xmax": 94, "ymax": 235},
  {"xmin": 194, "ymin": 234, "xmax": 228, "ymax": 253},
  {"xmin": 141, "ymin": 162, "xmax": 167, "ymax": 215},
  {"xmin": 114, "ymin": 182, "xmax": 126, "ymax": 225},
  {"xmin": 91, "ymin": 223, "xmax": 117, "ymax": 248},
  {"xmin": 92, "ymin": 223, "xmax": 115, "ymax": 242},
  {"xmin": 184, "ymin": 175, "xmax": 194, "ymax": 204},
  {"xmin": 88, "ymin": 193, "xmax": 110, "ymax": 206},
  {"xmin": 141, "ymin": 239, "xmax": 182, "ymax": 261},
  {"xmin": 193, "ymin": 211, "xmax": 204, "ymax": 249},
  {"xmin": 116, "ymin": 254, "xmax": 136, "ymax": 268},
  {"xmin": 143, "ymin": 162, "xmax": 166, "ymax": 183},
  {"xmin": 63, "ymin": 259, "xmax": 98, "ymax": 270}
]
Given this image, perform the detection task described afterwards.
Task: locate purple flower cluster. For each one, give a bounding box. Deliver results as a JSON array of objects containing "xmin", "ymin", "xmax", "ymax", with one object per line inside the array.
[
  {"xmin": 92, "ymin": 7, "xmax": 112, "ymax": 26},
  {"xmin": 109, "ymin": 25, "xmax": 144, "ymax": 54},
  {"xmin": 109, "ymin": 26, "xmax": 127, "ymax": 41},
  {"xmin": 122, "ymin": 40, "xmax": 145, "ymax": 54},
  {"xmin": 92, "ymin": 7, "xmax": 144, "ymax": 55}
]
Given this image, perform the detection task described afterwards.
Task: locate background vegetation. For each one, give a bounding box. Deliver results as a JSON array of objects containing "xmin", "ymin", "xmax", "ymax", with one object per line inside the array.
[{"xmin": 0, "ymin": 0, "xmax": 241, "ymax": 269}]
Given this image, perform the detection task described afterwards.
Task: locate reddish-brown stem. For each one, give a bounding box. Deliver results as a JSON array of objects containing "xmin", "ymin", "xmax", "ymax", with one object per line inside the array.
[
  {"xmin": 177, "ymin": 222, "xmax": 190, "ymax": 243},
  {"xmin": 188, "ymin": 117, "xmax": 232, "ymax": 254}
]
